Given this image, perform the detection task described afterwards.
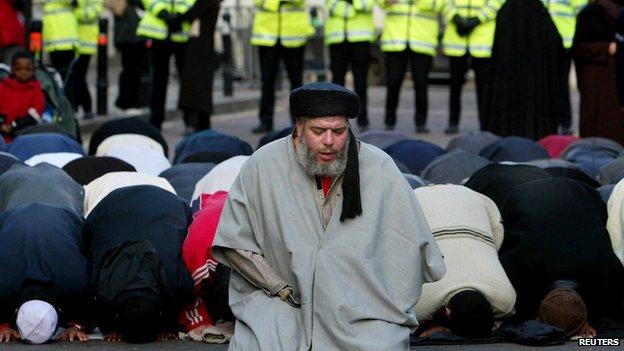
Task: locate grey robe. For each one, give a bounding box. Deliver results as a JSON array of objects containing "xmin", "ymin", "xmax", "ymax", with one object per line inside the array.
[{"xmin": 212, "ymin": 136, "xmax": 446, "ymax": 351}]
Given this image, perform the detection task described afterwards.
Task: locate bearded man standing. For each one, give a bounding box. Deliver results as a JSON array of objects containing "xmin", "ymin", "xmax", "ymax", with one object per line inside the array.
[{"xmin": 212, "ymin": 82, "xmax": 446, "ymax": 350}]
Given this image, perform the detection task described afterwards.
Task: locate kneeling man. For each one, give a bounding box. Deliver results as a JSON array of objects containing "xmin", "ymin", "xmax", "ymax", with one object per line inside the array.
[{"xmin": 213, "ymin": 82, "xmax": 446, "ymax": 350}]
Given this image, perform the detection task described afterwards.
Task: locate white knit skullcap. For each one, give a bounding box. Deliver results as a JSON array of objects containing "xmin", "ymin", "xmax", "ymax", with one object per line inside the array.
[{"xmin": 16, "ymin": 300, "xmax": 58, "ymax": 344}]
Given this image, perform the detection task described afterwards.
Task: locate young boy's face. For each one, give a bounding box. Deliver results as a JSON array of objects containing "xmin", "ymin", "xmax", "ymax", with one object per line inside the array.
[{"xmin": 12, "ymin": 58, "xmax": 35, "ymax": 83}]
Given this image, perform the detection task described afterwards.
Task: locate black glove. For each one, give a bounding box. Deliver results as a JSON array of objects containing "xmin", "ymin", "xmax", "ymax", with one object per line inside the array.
[
  {"xmin": 453, "ymin": 14, "xmax": 470, "ymax": 37},
  {"xmin": 165, "ymin": 13, "xmax": 183, "ymax": 32},
  {"xmin": 156, "ymin": 9, "xmax": 170, "ymax": 20},
  {"xmin": 464, "ymin": 16, "xmax": 480, "ymax": 34}
]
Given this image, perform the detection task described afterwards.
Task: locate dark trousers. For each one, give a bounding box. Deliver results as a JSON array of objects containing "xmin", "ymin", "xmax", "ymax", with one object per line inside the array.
[
  {"xmin": 49, "ymin": 50, "xmax": 75, "ymax": 82},
  {"xmin": 385, "ymin": 50, "xmax": 433, "ymax": 127},
  {"xmin": 67, "ymin": 54, "xmax": 93, "ymax": 114},
  {"xmin": 449, "ymin": 54, "xmax": 490, "ymax": 129},
  {"xmin": 560, "ymin": 50, "xmax": 572, "ymax": 128},
  {"xmin": 150, "ymin": 40, "xmax": 187, "ymax": 130},
  {"xmin": 258, "ymin": 44, "xmax": 304, "ymax": 128},
  {"xmin": 329, "ymin": 42, "xmax": 370, "ymax": 127},
  {"xmin": 115, "ymin": 42, "xmax": 146, "ymax": 110}
]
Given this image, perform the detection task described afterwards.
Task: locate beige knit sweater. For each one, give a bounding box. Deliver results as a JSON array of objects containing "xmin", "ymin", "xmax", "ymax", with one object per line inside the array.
[{"xmin": 414, "ymin": 184, "xmax": 516, "ymax": 321}]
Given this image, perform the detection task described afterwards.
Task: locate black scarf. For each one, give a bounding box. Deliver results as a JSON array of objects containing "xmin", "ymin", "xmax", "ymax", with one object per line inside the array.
[{"xmin": 340, "ymin": 128, "xmax": 362, "ymax": 222}]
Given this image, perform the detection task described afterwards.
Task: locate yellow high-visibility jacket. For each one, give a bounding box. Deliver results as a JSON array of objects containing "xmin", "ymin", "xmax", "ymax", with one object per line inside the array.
[
  {"xmin": 380, "ymin": 0, "xmax": 443, "ymax": 56},
  {"xmin": 76, "ymin": 0, "xmax": 103, "ymax": 55},
  {"xmin": 441, "ymin": 0, "xmax": 505, "ymax": 58},
  {"xmin": 324, "ymin": 0, "xmax": 375, "ymax": 45},
  {"xmin": 43, "ymin": 0, "xmax": 79, "ymax": 52},
  {"xmin": 251, "ymin": 0, "xmax": 314, "ymax": 47},
  {"xmin": 137, "ymin": 0, "xmax": 195, "ymax": 42},
  {"xmin": 542, "ymin": 0, "xmax": 587, "ymax": 49}
]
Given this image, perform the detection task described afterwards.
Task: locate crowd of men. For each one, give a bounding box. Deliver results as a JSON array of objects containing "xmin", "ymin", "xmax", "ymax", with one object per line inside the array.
[{"xmin": 0, "ymin": 83, "xmax": 619, "ymax": 349}]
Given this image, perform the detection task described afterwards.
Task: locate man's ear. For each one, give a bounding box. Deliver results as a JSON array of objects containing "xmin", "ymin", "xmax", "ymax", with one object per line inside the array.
[{"xmin": 295, "ymin": 119, "xmax": 305, "ymax": 137}]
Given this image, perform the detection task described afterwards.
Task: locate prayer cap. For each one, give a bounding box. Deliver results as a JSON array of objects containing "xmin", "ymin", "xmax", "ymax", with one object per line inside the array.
[
  {"xmin": 16, "ymin": 300, "xmax": 58, "ymax": 344},
  {"xmin": 290, "ymin": 82, "xmax": 360, "ymax": 119}
]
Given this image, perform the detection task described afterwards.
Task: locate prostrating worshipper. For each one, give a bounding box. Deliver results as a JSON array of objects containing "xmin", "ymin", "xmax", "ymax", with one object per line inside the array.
[
  {"xmin": 86, "ymin": 185, "xmax": 194, "ymax": 343},
  {"xmin": 543, "ymin": 167, "xmax": 601, "ymax": 188},
  {"xmin": 538, "ymin": 134, "xmax": 581, "ymax": 158},
  {"xmin": 83, "ymin": 172, "xmax": 175, "ymax": 216},
  {"xmin": 420, "ymin": 149, "xmax": 491, "ymax": 185},
  {"xmin": 599, "ymin": 156, "xmax": 624, "ymax": 185},
  {"xmin": 561, "ymin": 137, "xmax": 623, "ymax": 179},
  {"xmin": 88, "ymin": 117, "xmax": 168, "ymax": 157},
  {"xmin": 383, "ymin": 139, "xmax": 446, "ymax": 175},
  {"xmin": 0, "ymin": 163, "xmax": 84, "ymax": 214},
  {"xmin": 479, "ymin": 136, "xmax": 549, "ymax": 163},
  {"xmin": 181, "ymin": 191, "xmax": 235, "ymax": 343},
  {"xmin": 6, "ymin": 133, "xmax": 84, "ymax": 161},
  {"xmin": 173, "ymin": 130, "xmax": 253, "ymax": 165},
  {"xmin": 62, "ymin": 156, "xmax": 136, "ymax": 186},
  {"xmin": 464, "ymin": 163, "xmax": 552, "ymax": 209},
  {"xmin": 212, "ymin": 82, "xmax": 446, "ymax": 350},
  {"xmin": 446, "ymin": 131, "xmax": 501, "ymax": 155},
  {"xmin": 414, "ymin": 185, "xmax": 516, "ymax": 339},
  {"xmin": 160, "ymin": 163, "xmax": 216, "ymax": 204},
  {"xmin": 605, "ymin": 177, "xmax": 624, "ymax": 266},
  {"xmin": 501, "ymin": 178, "xmax": 624, "ymax": 337},
  {"xmin": 482, "ymin": 0, "xmax": 563, "ymax": 139},
  {"xmin": 574, "ymin": 0, "xmax": 624, "ymax": 144},
  {"xmin": 94, "ymin": 134, "xmax": 166, "ymax": 157},
  {"xmin": 24, "ymin": 152, "xmax": 83, "ymax": 168},
  {"xmin": 101, "ymin": 145, "xmax": 171, "ymax": 176},
  {"xmin": 0, "ymin": 204, "xmax": 90, "ymax": 343},
  {"xmin": 357, "ymin": 130, "xmax": 411, "ymax": 151},
  {"xmin": 0, "ymin": 152, "xmax": 22, "ymax": 176},
  {"xmin": 191, "ymin": 156, "xmax": 249, "ymax": 211}
]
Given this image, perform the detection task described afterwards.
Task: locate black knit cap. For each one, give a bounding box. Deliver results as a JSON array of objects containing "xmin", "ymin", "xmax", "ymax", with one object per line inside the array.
[
  {"xmin": 290, "ymin": 82, "xmax": 360, "ymax": 119},
  {"xmin": 290, "ymin": 82, "xmax": 362, "ymax": 222}
]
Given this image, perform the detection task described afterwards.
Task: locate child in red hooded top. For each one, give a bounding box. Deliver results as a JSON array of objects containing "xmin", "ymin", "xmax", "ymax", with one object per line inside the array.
[{"xmin": 0, "ymin": 50, "xmax": 45, "ymax": 142}]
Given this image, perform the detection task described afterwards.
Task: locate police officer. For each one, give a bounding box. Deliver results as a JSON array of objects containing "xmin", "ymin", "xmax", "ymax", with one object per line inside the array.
[
  {"xmin": 137, "ymin": 0, "xmax": 194, "ymax": 130},
  {"xmin": 543, "ymin": 0, "xmax": 587, "ymax": 134},
  {"xmin": 43, "ymin": 0, "xmax": 79, "ymax": 80},
  {"xmin": 251, "ymin": 0, "xmax": 314, "ymax": 134},
  {"xmin": 324, "ymin": 0, "xmax": 375, "ymax": 131},
  {"xmin": 381, "ymin": 0, "xmax": 442, "ymax": 133},
  {"xmin": 442, "ymin": 0, "xmax": 504, "ymax": 133},
  {"xmin": 66, "ymin": 0, "xmax": 102, "ymax": 119}
]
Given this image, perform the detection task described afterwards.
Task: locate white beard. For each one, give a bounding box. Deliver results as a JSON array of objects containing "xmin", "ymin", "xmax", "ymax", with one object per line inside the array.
[{"xmin": 296, "ymin": 133, "xmax": 349, "ymax": 178}]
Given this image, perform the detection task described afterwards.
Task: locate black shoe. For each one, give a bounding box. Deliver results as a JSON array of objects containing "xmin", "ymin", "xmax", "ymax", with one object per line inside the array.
[
  {"xmin": 444, "ymin": 124, "xmax": 459, "ymax": 134},
  {"xmin": 252, "ymin": 124, "xmax": 273, "ymax": 134},
  {"xmin": 416, "ymin": 125, "xmax": 430, "ymax": 134}
]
